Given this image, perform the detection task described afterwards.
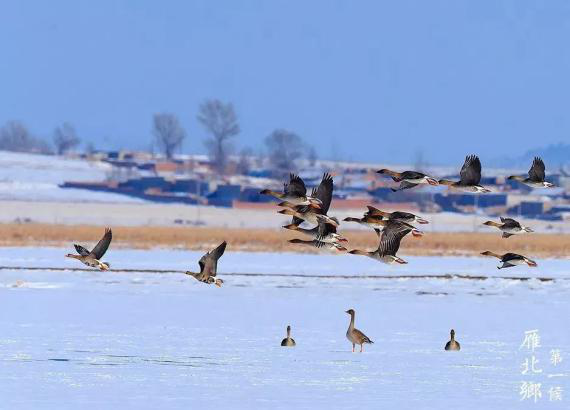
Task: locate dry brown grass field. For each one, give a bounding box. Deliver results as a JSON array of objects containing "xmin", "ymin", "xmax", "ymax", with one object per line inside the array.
[{"xmin": 0, "ymin": 223, "xmax": 568, "ymax": 258}]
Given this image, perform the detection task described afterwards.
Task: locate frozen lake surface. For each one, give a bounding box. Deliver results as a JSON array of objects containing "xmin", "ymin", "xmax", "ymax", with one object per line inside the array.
[{"xmin": 1, "ymin": 247, "xmax": 569, "ymax": 409}]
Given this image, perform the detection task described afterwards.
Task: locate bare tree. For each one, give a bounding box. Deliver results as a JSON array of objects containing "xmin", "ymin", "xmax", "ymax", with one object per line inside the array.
[
  {"xmin": 265, "ymin": 129, "xmax": 305, "ymax": 175},
  {"xmin": 197, "ymin": 99, "xmax": 240, "ymax": 174},
  {"xmin": 0, "ymin": 120, "xmax": 50, "ymax": 153},
  {"xmin": 308, "ymin": 146, "xmax": 318, "ymax": 167},
  {"xmin": 236, "ymin": 147, "xmax": 253, "ymax": 175},
  {"xmin": 152, "ymin": 113, "xmax": 186, "ymax": 159},
  {"xmin": 53, "ymin": 122, "xmax": 80, "ymax": 155}
]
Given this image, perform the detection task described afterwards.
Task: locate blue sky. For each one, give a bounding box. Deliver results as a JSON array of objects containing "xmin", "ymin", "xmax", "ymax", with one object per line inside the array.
[{"xmin": 1, "ymin": 0, "xmax": 569, "ymax": 164}]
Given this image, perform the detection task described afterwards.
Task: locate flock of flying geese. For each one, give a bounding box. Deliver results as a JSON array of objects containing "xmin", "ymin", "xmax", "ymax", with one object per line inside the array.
[{"xmin": 64, "ymin": 155, "xmax": 553, "ymax": 352}]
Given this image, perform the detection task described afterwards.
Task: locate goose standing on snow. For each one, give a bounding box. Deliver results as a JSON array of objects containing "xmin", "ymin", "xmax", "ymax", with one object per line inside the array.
[
  {"xmin": 345, "ymin": 309, "xmax": 373, "ymax": 352},
  {"xmin": 508, "ymin": 157, "xmax": 555, "ymax": 188},
  {"xmin": 280, "ymin": 325, "xmax": 296, "ymax": 347},
  {"xmin": 348, "ymin": 220, "xmax": 418, "ymax": 264},
  {"xmin": 445, "ymin": 329, "xmax": 461, "ymax": 351},
  {"xmin": 438, "ymin": 155, "xmax": 491, "ymax": 193},
  {"xmin": 66, "ymin": 228, "xmax": 112, "ymax": 270},
  {"xmin": 481, "ymin": 251, "xmax": 537, "ymax": 269},
  {"xmin": 377, "ymin": 168, "xmax": 438, "ymax": 191},
  {"xmin": 185, "ymin": 241, "xmax": 227, "ymax": 287},
  {"xmin": 260, "ymin": 174, "xmax": 322, "ymax": 208},
  {"xmin": 483, "ymin": 217, "xmax": 533, "ymax": 238},
  {"xmin": 365, "ymin": 205, "xmax": 429, "ymax": 225}
]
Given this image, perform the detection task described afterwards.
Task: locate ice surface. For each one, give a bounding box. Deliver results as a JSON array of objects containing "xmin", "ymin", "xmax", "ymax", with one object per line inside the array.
[{"xmin": 0, "ymin": 247, "xmax": 569, "ymax": 409}]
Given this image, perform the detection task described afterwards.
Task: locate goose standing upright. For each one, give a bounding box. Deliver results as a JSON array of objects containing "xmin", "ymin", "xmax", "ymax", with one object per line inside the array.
[
  {"xmin": 345, "ymin": 309, "xmax": 373, "ymax": 352},
  {"xmin": 483, "ymin": 217, "xmax": 533, "ymax": 238},
  {"xmin": 508, "ymin": 157, "xmax": 554, "ymax": 188},
  {"xmin": 445, "ymin": 329, "xmax": 461, "ymax": 351},
  {"xmin": 66, "ymin": 228, "xmax": 112, "ymax": 270},
  {"xmin": 377, "ymin": 168, "xmax": 438, "ymax": 191},
  {"xmin": 438, "ymin": 155, "xmax": 491, "ymax": 193},
  {"xmin": 481, "ymin": 251, "xmax": 537, "ymax": 269},
  {"xmin": 280, "ymin": 325, "xmax": 296, "ymax": 347},
  {"xmin": 185, "ymin": 241, "xmax": 227, "ymax": 287}
]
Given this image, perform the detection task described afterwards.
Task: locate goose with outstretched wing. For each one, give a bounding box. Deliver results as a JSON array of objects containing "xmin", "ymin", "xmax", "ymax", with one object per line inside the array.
[
  {"xmin": 66, "ymin": 228, "xmax": 112, "ymax": 270},
  {"xmin": 260, "ymin": 173, "xmax": 322, "ymax": 208},
  {"xmin": 348, "ymin": 220, "xmax": 415, "ymax": 264},
  {"xmin": 438, "ymin": 155, "xmax": 491, "ymax": 193},
  {"xmin": 185, "ymin": 241, "xmax": 227, "ymax": 287},
  {"xmin": 508, "ymin": 157, "xmax": 554, "ymax": 188}
]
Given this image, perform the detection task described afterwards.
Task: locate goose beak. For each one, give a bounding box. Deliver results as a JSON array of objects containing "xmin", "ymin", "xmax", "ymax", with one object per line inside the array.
[
  {"xmin": 526, "ymin": 259, "xmax": 538, "ymax": 267},
  {"xmin": 416, "ymin": 217, "xmax": 429, "ymax": 224},
  {"xmin": 338, "ymin": 237, "xmax": 349, "ymax": 243},
  {"xmin": 426, "ymin": 178, "xmax": 438, "ymax": 186}
]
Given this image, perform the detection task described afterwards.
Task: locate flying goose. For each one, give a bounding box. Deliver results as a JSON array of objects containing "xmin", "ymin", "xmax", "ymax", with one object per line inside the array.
[
  {"xmin": 185, "ymin": 241, "xmax": 227, "ymax": 287},
  {"xmin": 348, "ymin": 220, "xmax": 417, "ymax": 264},
  {"xmin": 377, "ymin": 169, "xmax": 438, "ymax": 191},
  {"xmin": 483, "ymin": 217, "xmax": 533, "ymax": 238},
  {"xmin": 365, "ymin": 206, "xmax": 429, "ymax": 225},
  {"xmin": 284, "ymin": 173, "xmax": 334, "ymax": 227},
  {"xmin": 280, "ymin": 325, "xmax": 296, "ymax": 347},
  {"xmin": 345, "ymin": 309, "xmax": 373, "ymax": 352},
  {"xmin": 438, "ymin": 155, "xmax": 491, "ymax": 193},
  {"xmin": 283, "ymin": 215, "xmax": 347, "ymax": 244},
  {"xmin": 344, "ymin": 215, "xmax": 424, "ymax": 238},
  {"xmin": 260, "ymin": 173, "xmax": 322, "ymax": 208},
  {"xmin": 508, "ymin": 157, "xmax": 555, "ymax": 188},
  {"xmin": 445, "ymin": 329, "xmax": 461, "ymax": 351},
  {"xmin": 66, "ymin": 228, "xmax": 112, "ymax": 270},
  {"xmin": 481, "ymin": 251, "xmax": 537, "ymax": 269},
  {"xmin": 288, "ymin": 238, "xmax": 347, "ymax": 252}
]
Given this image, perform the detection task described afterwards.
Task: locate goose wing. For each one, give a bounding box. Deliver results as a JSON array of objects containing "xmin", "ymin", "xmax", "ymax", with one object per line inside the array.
[
  {"xmin": 392, "ymin": 181, "xmax": 419, "ymax": 192},
  {"xmin": 502, "ymin": 252, "xmax": 523, "ymax": 262},
  {"xmin": 198, "ymin": 241, "xmax": 227, "ymax": 277},
  {"xmin": 400, "ymin": 171, "xmax": 426, "ymax": 180},
  {"xmin": 90, "ymin": 228, "xmax": 112, "ymax": 259},
  {"xmin": 499, "ymin": 217, "xmax": 521, "ymax": 229},
  {"xmin": 389, "ymin": 211, "xmax": 415, "ymax": 221},
  {"xmin": 377, "ymin": 221, "xmax": 411, "ymax": 256},
  {"xmin": 314, "ymin": 173, "xmax": 334, "ymax": 215},
  {"xmin": 316, "ymin": 217, "xmax": 337, "ymax": 240},
  {"xmin": 74, "ymin": 244, "xmax": 91, "ymax": 256},
  {"xmin": 284, "ymin": 174, "xmax": 307, "ymax": 196},
  {"xmin": 528, "ymin": 157, "xmax": 545, "ymax": 182},
  {"xmin": 459, "ymin": 155, "xmax": 482, "ymax": 185},
  {"xmin": 352, "ymin": 328, "xmax": 373, "ymax": 344}
]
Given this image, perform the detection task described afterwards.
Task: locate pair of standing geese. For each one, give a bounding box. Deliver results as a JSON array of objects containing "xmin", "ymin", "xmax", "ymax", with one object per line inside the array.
[{"xmin": 262, "ymin": 155, "xmax": 551, "ymax": 268}]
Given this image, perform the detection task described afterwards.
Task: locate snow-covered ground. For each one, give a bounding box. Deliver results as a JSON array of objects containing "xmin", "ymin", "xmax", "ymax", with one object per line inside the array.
[
  {"xmin": 1, "ymin": 247, "xmax": 569, "ymax": 409},
  {"xmin": 0, "ymin": 151, "xmax": 143, "ymax": 203}
]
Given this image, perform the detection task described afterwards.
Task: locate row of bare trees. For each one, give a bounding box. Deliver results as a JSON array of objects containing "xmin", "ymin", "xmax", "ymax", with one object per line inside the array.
[
  {"xmin": 1, "ymin": 100, "xmax": 316, "ymax": 175},
  {"xmin": 0, "ymin": 120, "xmax": 80, "ymax": 155},
  {"xmin": 152, "ymin": 99, "xmax": 316, "ymax": 176}
]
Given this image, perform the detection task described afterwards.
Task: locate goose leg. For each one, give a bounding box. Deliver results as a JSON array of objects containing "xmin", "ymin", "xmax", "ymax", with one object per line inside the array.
[
  {"xmin": 360, "ymin": 344, "xmax": 363, "ymax": 353},
  {"xmin": 352, "ymin": 343, "xmax": 355, "ymax": 353}
]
